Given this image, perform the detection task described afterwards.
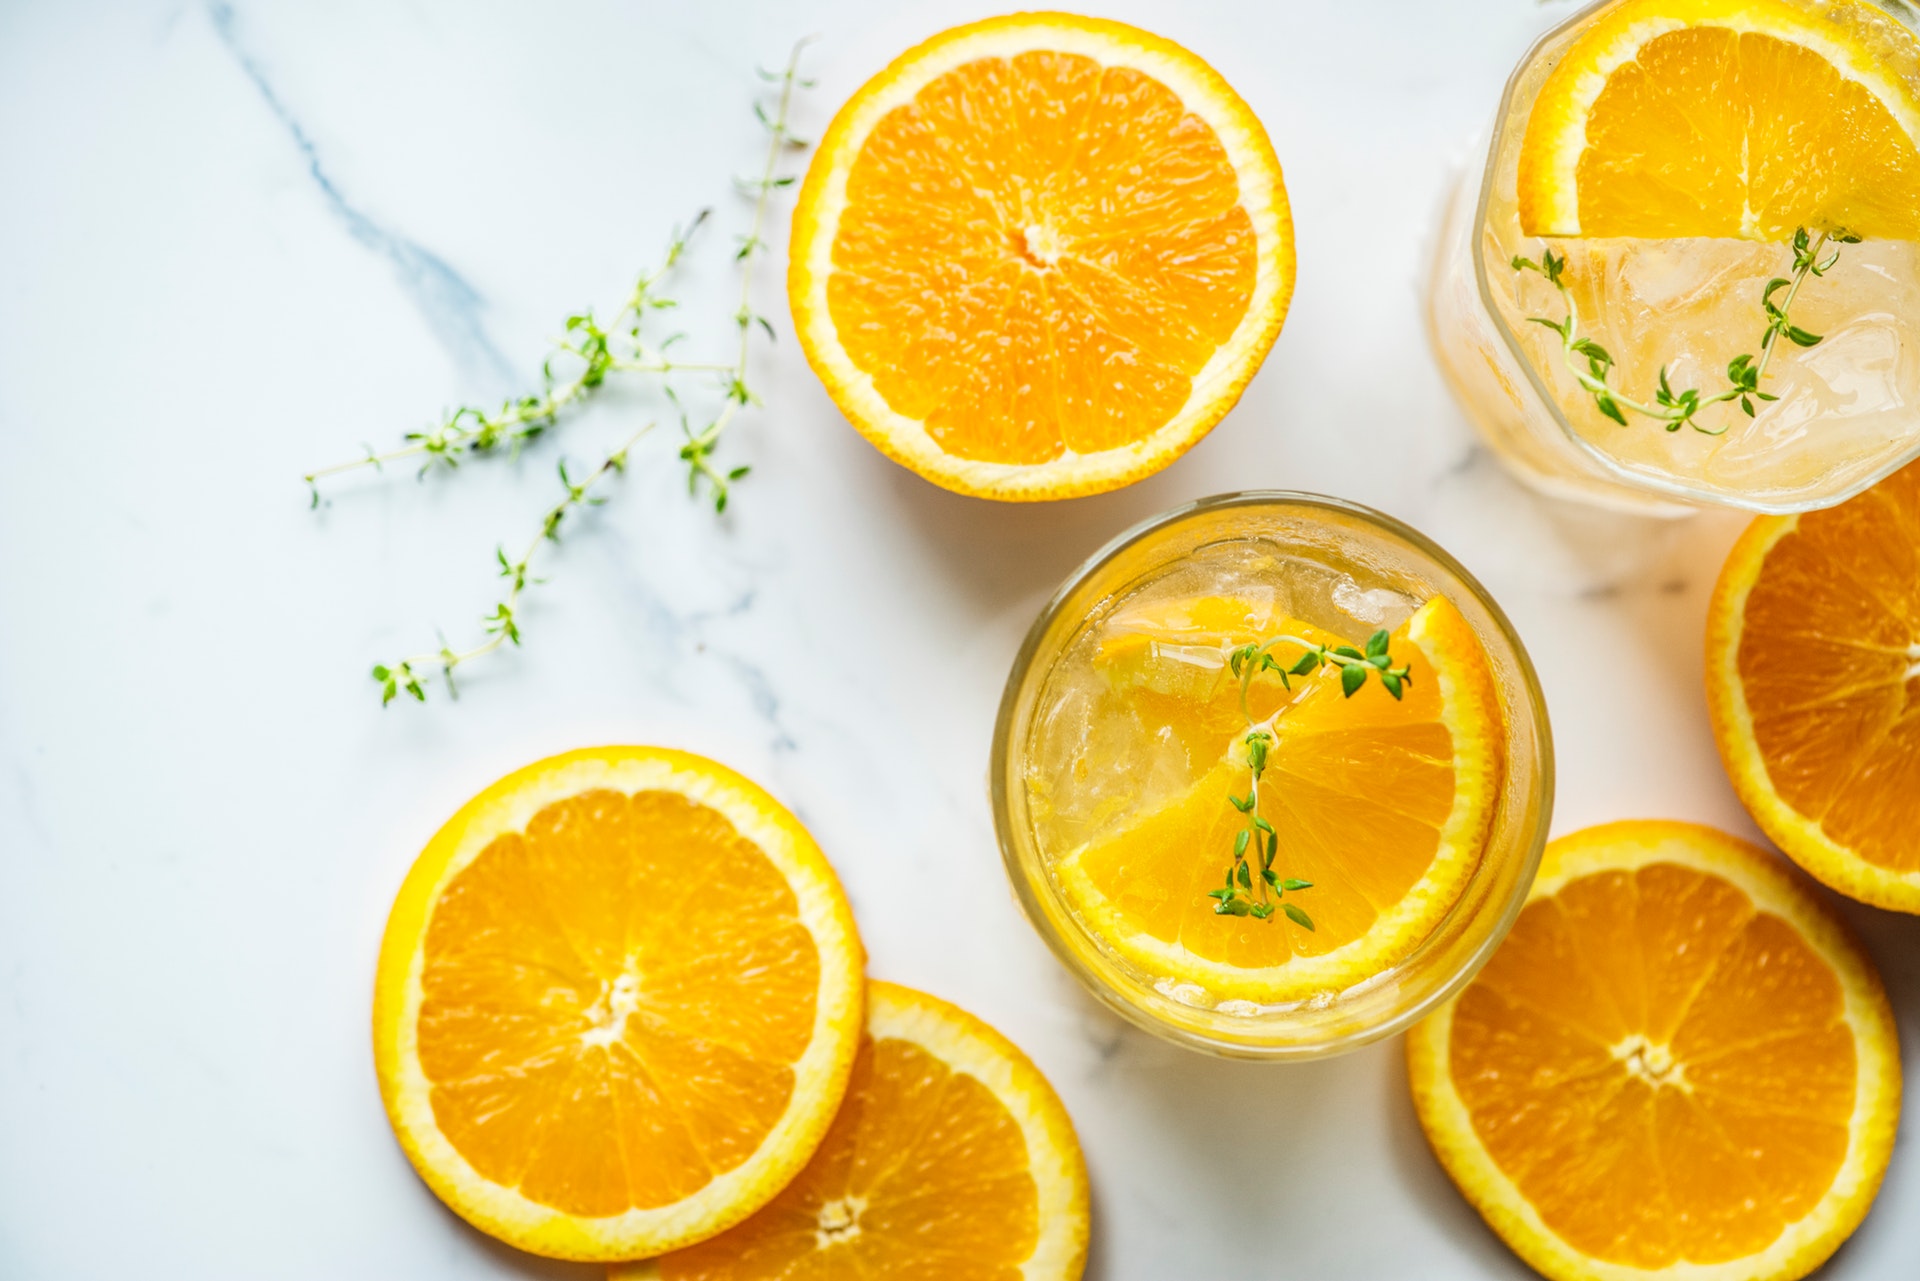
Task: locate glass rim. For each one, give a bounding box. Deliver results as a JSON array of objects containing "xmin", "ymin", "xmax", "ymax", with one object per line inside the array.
[
  {"xmin": 1467, "ymin": 0, "xmax": 1920, "ymax": 515},
  {"xmin": 989, "ymin": 490, "xmax": 1557, "ymax": 1059}
]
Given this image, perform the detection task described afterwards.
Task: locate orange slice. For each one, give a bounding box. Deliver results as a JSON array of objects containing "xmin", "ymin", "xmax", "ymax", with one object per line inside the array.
[
  {"xmin": 789, "ymin": 13, "xmax": 1293, "ymax": 500},
  {"xmin": 612, "ymin": 981, "xmax": 1090, "ymax": 1281},
  {"xmin": 372, "ymin": 747, "xmax": 865, "ymax": 1261},
  {"xmin": 1055, "ymin": 595, "xmax": 1504, "ymax": 1003},
  {"xmin": 1408, "ymin": 821, "xmax": 1900, "ymax": 1281},
  {"xmin": 1517, "ymin": 0, "xmax": 1920, "ymax": 239},
  {"xmin": 1707, "ymin": 461, "xmax": 1920, "ymax": 912}
]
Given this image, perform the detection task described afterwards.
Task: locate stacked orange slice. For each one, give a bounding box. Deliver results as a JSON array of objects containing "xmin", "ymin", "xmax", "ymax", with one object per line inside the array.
[{"xmin": 373, "ymin": 748, "xmax": 1090, "ymax": 1276}]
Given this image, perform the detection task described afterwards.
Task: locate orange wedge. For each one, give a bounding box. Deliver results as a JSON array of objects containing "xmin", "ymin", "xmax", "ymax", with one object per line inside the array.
[
  {"xmin": 372, "ymin": 747, "xmax": 865, "ymax": 1261},
  {"xmin": 612, "ymin": 981, "xmax": 1090, "ymax": 1281},
  {"xmin": 1055, "ymin": 594, "xmax": 1504, "ymax": 1003},
  {"xmin": 1517, "ymin": 0, "xmax": 1920, "ymax": 239},
  {"xmin": 1707, "ymin": 461, "xmax": 1920, "ymax": 912},
  {"xmin": 789, "ymin": 12, "xmax": 1293, "ymax": 500},
  {"xmin": 1408, "ymin": 821, "xmax": 1900, "ymax": 1281}
]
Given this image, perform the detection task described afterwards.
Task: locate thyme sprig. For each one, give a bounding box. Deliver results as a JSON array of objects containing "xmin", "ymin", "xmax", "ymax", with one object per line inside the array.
[
  {"xmin": 1209, "ymin": 630, "xmax": 1411, "ymax": 925},
  {"xmin": 1513, "ymin": 226, "xmax": 1858, "ymax": 436},
  {"xmin": 372, "ymin": 426, "xmax": 650, "ymax": 705},
  {"xmin": 303, "ymin": 216, "xmax": 716, "ymax": 506},
  {"xmin": 308, "ymin": 43, "xmax": 814, "ymax": 704},
  {"xmin": 305, "ymin": 42, "xmax": 813, "ymax": 511}
]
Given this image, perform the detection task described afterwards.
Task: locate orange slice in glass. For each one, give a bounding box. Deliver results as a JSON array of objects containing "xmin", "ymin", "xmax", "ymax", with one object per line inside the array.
[
  {"xmin": 1055, "ymin": 594, "xmax": 1504, "ymax": 1003},
  {"xmin": 790, "ymin": 13, "xmax": 1293, "ymax": 500},
  {"xmin": 1517, "ymin": 0, "xmax": 1920, "ymax": 239},
  {"xmin": 1707, "ymin": 459, "xmax": 1920, "ymax": 912},
  {"xmin": 372, "ymin": 747, "xmax": 865, "ymax": 1261},
  {"xmin": 613, "ymin": 981, "xmax": 1089, "ymax": 1281},
  {"xmin": 1408, "ymin": 821, "xmax": 1900, "ymax": 1281}
]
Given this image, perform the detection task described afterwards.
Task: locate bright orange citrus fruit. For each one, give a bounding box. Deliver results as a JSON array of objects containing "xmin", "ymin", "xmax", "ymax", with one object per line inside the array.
[
  {"xmin": 1409, "ymin": 820, "xmax": 1900, "ymax": 1281},
  {"xmin": 612, "ymin": 981, "xmax": 1090, "ymax": 1281},
  {"xmin": 372, "ymin": 747, "xmax": 865, "ymax": 1261},
  {"xmin": 1707, "ymin": 460, "xmax": 1920, "ymax": 912},
  {"xmin": 790, "ymin": 12, "xmax": 1293, "ymax": 500},
  {"xmin": 1056, "ymin": 594, "xmax": 1504, "ymax": 1002},
  {"xmin": 1517, "ymin": 0, "xmax": 1920, "ymax": 240}
]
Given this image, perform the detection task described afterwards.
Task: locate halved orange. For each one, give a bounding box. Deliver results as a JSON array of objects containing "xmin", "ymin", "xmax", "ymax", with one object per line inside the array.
[
  {"xmin": 372, "ymin": 747, "xmax": 865, "ymax": 1261},
  {"xmin": 790, "ymin": 12, "xmax": 1293, "ymax": 500},
  {"xmin": 1409, "ymin": 821, "xmax": 1900, "ymax": 1281},
  {"xmin": 1054, "ymin": 594, "xmax": 1504, "ymax": 1002},
  {"xmin": 1707, "ymin": 461, "xmax": 1920, "ymax": 912},
  {"xmin": 612, "ymin": 981, "xmax": 1090, "ymax": 1281},
  {"xmin": 1517, "ymin": 0, "xmax": 1920, "ymax": 239}
]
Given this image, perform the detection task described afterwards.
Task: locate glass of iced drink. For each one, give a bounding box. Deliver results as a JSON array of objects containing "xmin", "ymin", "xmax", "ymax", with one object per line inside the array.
[
  {"xmin": 1429, "ymin": 0, "xmax": 1920, "ymax": 514},
  {"xmin": 992, "ymin": 493, "xmax": 1553, "ymax": 1058}
]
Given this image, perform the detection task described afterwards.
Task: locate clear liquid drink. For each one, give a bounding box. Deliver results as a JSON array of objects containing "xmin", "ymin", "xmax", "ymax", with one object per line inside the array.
[
  {"xmin": 1429, "ymin": 0, "xmax": 1920, "ymax": 513},
  {"xmin": 992, "ymin": 495, "xmax": 1553, "ymax": 1058}
]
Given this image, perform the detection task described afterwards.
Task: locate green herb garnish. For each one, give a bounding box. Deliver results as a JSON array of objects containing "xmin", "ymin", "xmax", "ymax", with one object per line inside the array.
[
  {"xmin": 1209, "ymin": 630, "xmax": 1411, "ymax": 927},
  {"xmin": 1513, "ymin": 226, "xmax": 1858, "ymax": 436}
]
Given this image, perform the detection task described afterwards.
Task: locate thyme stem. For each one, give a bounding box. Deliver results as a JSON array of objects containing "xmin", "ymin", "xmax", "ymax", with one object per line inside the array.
[
  {"xmin": 1212, "ymin": 630, "xmax": 1411, "ymax": 925},
  {"xmin": 1513, "ymin": 226, "xmax": 1855, "ymax": 435},
  {"xmin": 371, "ymin": 425, "xmax": 652, "ymax": 706}
]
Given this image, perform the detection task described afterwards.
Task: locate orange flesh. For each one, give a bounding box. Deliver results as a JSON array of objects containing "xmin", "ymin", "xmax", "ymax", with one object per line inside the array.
[
  {"xmin": 1738, "ymin": 461, "xmax": 1920, "ymax": 873},
  {"xmin": 660, "ymin": 1034, "xmax": 1039, "ymax": 1278},
  {"xmin": 1450, "ymin": 862, "xmax": 1854, "ymax": 1267},
  {"xmin": 1071, "ymin": 611, "xmax": 1468, "ymax": 966},
  {"xmin": 416, "ymin": 789, "xmax": 821, "ymax": 1218},
  {"xmin": 827, "ymin": 52, "xmax": 1258, "ymax": 463},
  {"xmin": 1541, "ymin": 25, "xmax": 1920, "ymax": 239}
]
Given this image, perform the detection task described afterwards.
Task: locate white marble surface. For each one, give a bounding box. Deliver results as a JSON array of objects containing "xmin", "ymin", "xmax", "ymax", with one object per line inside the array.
[{"xmin": 1, "ymin": 1, "xmax": 1916, "ymax": 1277}]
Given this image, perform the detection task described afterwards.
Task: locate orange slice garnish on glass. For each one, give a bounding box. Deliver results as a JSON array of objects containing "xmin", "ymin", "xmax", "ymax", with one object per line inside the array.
[
  {"xmin": 1055, "ymin": 594, "xmax": 1504, "ymax": 1003},
  {"xmin": 1517, "ymin": 0, "xmax": 1920, "ymax": 239},
  {"xmin": 1707, "ymin": 459, "xmax": 1920, "ymax": 912},
  {"xmin": 613, "ymin": 981, "xmax": 1089, "ymax": 1281},
  {"xmin": 789, "ymin": 12, "xmax": 1293, "ymax": 500},
  {"xmin": 372, "ymin": 747, "xmax": 865, "ymax": 1261},
  {"xmin": 1408, "ymin": 821, "xmax": 1900, "ymax": 1281}
]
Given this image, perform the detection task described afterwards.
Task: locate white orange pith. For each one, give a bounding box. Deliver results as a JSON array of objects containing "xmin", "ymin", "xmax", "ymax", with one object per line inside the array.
[
  {"xmin": 790, "ymin": 12, "xmax": 1293, "ymax": 500},
  {"xmin": 1055, "ymin": 594, "xmax": 1504, "ymax": 1003},
  {"xmin": 1707, "ymin": 460, "xmax": 1920, "ymax": 913},
  {"xmin": 372, "ymin": 747, "xmax": 865, "ymax": 1261},
  {"xmin": 613, "ymin": 981, "xmax": 1089, "ymax": 1281},
  {"xmin": 1409, "ymin": 821, "xmax": 1900, "ymax": 1281},
  {"xmin": 1517, "ymin": 0, "xmax": 1920, "ymax": 240}
]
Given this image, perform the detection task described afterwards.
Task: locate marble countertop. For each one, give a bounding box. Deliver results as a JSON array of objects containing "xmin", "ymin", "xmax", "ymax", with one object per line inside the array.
[{"xmin": 2, "ymin": 2, "xmax": 1914, "ymax": 1277}]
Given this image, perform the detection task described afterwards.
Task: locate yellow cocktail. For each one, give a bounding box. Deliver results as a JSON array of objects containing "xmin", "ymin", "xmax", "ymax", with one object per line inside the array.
[
  {"xmin": 993, "ymin": 494, "xmax": 1552, "ymax": 1057},
  {"xmin": 1430, "ymin": 0, "xmax": 1920, "ymax": 513}
]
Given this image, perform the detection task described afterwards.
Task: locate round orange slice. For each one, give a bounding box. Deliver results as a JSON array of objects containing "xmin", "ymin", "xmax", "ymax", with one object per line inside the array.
[
  {"xmin": 611, "ymin": 981, "xmax": 1090, "ymax": 1281},
  {"xmin": 789, "ymin": 12, "xmax": 1293, "ymax": 500},
  {"xmin": 1408, "ymin": 821, "xmax": 1900, "ymax": 1281},
  {"xmin": 1055, "ymin": 594, "xmax": 1504, "ymax": 1003},
  {"xmin": 372, "ymin": 747, "xmax": 865, "ymax": 1261},
  {"xmin": 1707, "ymin": 461, "xmax": 1920, "ymax": 912},
  {"xmin": 1517, "ymin": 0, "xmax": 1920, "ymax": 240}
]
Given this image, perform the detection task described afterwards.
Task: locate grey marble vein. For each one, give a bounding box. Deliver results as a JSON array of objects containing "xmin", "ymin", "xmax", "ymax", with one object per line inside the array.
[{"xmin": 206, "ymin": 2, "xmax": 510, "ymax": 382}]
